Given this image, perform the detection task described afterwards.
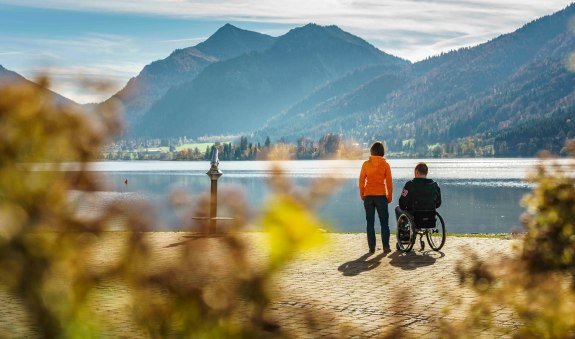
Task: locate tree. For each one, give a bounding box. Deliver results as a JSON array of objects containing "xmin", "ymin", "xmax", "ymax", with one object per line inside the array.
[
  {"xmin": 240, "ymin": 136, "xmax": 248, "ymax": 153},
  {"xmin": 264, "ymin": 136, "xmax": 271, "ymax": 149},
  {"xmin": 234, "ymin": 146, "xmax": 241, "ymax": 160},
  {"xmin": 193, "ymin": 147, "xmax": 202, "ymax": 160},
  {"xmin": 318, "ymin": 133, "xmax": 341, "ymax": 158}
]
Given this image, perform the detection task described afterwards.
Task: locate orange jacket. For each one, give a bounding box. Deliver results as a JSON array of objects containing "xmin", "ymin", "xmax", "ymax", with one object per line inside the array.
[{"xmin": 359, "ymin": 156, "xmax": 393, "ymax": 202}]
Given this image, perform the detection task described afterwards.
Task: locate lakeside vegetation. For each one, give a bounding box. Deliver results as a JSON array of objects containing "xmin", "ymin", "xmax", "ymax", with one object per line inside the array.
[
  {"xmin": 99, "ymin": 133, "xmax": 362, "ymax": 161},
  {"xmin": 100, "ymin": 132, "xmax": 575, "ymax": 161}
]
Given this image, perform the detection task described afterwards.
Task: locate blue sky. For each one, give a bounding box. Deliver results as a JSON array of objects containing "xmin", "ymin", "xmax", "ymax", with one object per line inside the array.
[{"xmin": 0, "ymin": 0, "xmax": 572, "ymax": 103}]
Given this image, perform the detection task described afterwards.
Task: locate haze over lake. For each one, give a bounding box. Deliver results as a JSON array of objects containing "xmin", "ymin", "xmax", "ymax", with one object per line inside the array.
[{"xmin": 76, "ymin": 158, "xmax": 542, "ymax": 234}]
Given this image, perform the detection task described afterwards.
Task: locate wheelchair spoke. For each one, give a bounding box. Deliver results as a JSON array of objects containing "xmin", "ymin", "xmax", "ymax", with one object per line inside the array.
[{"xmin": 396, "ymin": 214, "xmax": 415, "ymax": 252}]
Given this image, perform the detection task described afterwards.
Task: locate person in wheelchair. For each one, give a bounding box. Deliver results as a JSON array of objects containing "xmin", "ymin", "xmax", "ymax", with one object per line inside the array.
[{"xmin": 395, "ymin": 162, "xmax": 442, "ymax": 241}]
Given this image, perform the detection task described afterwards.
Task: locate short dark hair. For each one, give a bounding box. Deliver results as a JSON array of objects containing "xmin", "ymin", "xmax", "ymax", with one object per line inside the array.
[
  {"xmin": 370, "ymin": 142, "xmax": 385, "ymax": 156},
  {"xmin": 415, "ymin": 162, "xmax": 428, "ymax": 175}
]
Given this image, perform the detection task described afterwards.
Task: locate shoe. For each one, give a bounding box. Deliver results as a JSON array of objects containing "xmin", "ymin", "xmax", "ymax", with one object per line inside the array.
[
  {"xmin": 369, "ymin": 249, "xmax": 375, "ymax": 254},
  {"xmin": 383, "ymin": 247, "xmax": 392, "ymax": 253}
]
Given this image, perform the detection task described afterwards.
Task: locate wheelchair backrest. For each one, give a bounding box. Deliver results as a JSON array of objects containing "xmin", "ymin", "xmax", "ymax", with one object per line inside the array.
[{"xmin": 413, "ymin": 210, "xmax": 436, "ymax": 228}]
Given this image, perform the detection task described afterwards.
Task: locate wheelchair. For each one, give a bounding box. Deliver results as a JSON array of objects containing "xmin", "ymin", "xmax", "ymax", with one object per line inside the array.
[{"xmin": 396, "ymin": 210, "xmax": 446, "ymax": 252}]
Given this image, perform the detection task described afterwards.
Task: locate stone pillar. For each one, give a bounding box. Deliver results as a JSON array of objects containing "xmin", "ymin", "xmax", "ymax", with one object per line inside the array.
[{"xmin": 206, "ymin": 147, "xmax": 222, "ymax": 234}]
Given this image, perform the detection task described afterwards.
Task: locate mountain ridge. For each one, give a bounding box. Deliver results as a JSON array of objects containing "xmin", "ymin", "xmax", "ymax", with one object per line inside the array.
[
  {"xmin": 0, "ymin": 65, "xmax": 77, "ymax": 106},
  {"xmin": 107, "ymin": 23, "xmax": 276, "ymax": 128},
  {"xmin": 254, "ymin": 4, "xmax": 575, "ymax": 156},
  {"xmin": 136, "ymin": 23, "xmax": 408, "ymax": 138}
]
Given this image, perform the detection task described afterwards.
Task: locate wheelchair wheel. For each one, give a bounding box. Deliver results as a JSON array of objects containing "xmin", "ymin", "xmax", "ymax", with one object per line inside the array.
[
  {"xmin": 426, "ymin": 212, "xmax": 446, "ymax": 251},
  {"xmin": 396, "ymin": 213, "xmax": 415, "ymax": 252}
]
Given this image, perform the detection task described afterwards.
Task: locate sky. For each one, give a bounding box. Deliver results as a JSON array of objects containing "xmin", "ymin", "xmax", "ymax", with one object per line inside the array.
[{"xmin": 0, "ymin": 0, "xmax": 573, "ymax": 103}]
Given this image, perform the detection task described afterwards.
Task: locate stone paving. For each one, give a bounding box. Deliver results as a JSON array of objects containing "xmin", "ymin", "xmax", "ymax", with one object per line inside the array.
[
  {"xmin": 0, "ymin": 233, "xmax": 520, "ymax": 338},
  {"xmin": 264, "ymin": 233, "xmax": 519, "ymax": 337}
]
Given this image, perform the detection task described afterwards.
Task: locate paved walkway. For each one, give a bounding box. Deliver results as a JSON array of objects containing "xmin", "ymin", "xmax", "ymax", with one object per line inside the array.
[
  {"xmin": 266, "ymin": 234, "xmax": 519, "ymax": 337},
  {"xmin": 0, "ymin": 233, "xmax": 520, "ymax": 338}
]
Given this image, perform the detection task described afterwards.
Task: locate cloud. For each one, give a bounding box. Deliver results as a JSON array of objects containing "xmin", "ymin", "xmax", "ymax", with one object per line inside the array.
[
  {"xmin": 29, "ymin": 63, "xmax": 141, "ymax": 81},
  {"xmin": 2, "ymin": 0, "xmax": 571, "ymax": 61},
  {"xmin": 0, "ymin": 33, "xmax": 151, "ymax": 103},
  {"xmin": 2, "ymin": 0, "xmax": 572, "ymax": 102},
  {"xmin": 27, "ymin": 34, "xmax": 135, "ymax": 53},
  {"xmin": 0, "ymin": 51, "xmax": 22, "ymax": 55},
  {"xmin": 24, "ymin": 63, "xmax": 143, "ymax": 103},
  {"xmin": 0, "ymin": 33, "xmax": 138, "ymax": 61}
]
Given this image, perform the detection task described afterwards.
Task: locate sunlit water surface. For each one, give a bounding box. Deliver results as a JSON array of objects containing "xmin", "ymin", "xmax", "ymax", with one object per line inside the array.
[{"xmin": 53, "ymin": 159, "xmax": 558, "ymax": 233}]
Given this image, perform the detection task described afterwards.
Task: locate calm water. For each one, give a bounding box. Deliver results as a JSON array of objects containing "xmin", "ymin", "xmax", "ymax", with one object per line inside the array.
[{"xmin": 76, "ymin": 159, "xmax": 542, "ymax": 233}]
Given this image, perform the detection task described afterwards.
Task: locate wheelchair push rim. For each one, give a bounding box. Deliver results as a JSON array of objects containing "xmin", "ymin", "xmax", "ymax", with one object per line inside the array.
[{"xmin": 426, "ymin": 211, "xmax": 446, "ymax": 251}]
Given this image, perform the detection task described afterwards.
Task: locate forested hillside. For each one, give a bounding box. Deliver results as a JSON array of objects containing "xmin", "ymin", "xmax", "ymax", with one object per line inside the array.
[
  {"xmin": 256, "ymin": 4, "xmax": 575, "ymax": 156},
  {"xmin": 123, "ymin": 4, "xmax": 575, "ymax": 157},
  {"xmin": 136, "ymin": 24, "xmax": 407, "ymax": 138}
]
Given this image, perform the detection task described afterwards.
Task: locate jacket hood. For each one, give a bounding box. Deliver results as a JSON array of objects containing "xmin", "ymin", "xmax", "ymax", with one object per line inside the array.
[
  {"xmin": 413, "ymin": 178, "xmax": 435, "ymax": 185},
  {"xmin": 368, "ymin": 155, "xmax": 387, "ymax": 162}
]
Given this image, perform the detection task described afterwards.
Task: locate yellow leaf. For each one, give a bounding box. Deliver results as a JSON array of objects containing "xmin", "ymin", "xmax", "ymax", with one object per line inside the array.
[{"xmin": 261, "ymin": 195, "xmax": 326, "ymax": 265}]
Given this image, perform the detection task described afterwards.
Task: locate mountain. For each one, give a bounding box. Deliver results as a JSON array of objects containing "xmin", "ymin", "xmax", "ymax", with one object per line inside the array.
[
  {"xmin": 0, "ymin": 65, "xmax": 76, "ymax": 106},
  {"xmin": 137, "ymin": 24, "xmax": 408, "ymax": 138},
  {"xmin": 257, "ymin": 4, "xmax": 575, "ymax": 156},
  {"xmin": 258, "ymin": 64, "xmax": 411, "ymax": 140},
  {"xmin": 0, "ymin": 65, "xmax": 28, "ymax": 84},
  {"xmin": 194, "ymin": 23, "xmax": 277, "ymax": 60},
  {"xmin": 108, "ymin": 24, "xmax": 275, "ymax": 126}
]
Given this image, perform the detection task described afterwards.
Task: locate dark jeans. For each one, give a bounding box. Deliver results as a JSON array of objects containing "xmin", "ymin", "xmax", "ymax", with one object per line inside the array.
[{"xmin": 363, "ymin": 196, "xmax": 389, "ymax": 251}]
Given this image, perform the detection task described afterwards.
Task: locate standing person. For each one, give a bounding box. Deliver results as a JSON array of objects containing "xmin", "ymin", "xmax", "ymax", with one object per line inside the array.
[{"xmin": 359, "ymin": 141, "xmax": 393, "ymax": 253}]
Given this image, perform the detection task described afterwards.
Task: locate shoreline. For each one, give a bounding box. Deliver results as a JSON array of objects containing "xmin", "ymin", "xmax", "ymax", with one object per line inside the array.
[{"xmin": 32, "ymin": 229, "xmax": 522, "ymax": 239}]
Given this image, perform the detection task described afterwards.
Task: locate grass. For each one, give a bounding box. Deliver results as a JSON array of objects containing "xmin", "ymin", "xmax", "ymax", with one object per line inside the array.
[
  {"xmin": 125, "ymin": 229, "xmax": 517, "ymax": 239},
  {"xmin": 331, "ymin": 232, "xmax": 511, "ymax": 238},
  {"xmin": 447, "ymin": 233, "xmax": 510, "ymax": 238},
  {"xmin": 66, "ymin": 229, "xmax": 512, "ymax": 239},
  {"xmin": 38, "ymin": 223, "xmax": 516, "ymax": 239}
]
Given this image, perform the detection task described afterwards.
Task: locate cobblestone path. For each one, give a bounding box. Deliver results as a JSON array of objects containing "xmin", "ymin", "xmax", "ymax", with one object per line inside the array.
[{"xmin": 0, "ymin": 233, "xmax": 519, "ymax": 338}]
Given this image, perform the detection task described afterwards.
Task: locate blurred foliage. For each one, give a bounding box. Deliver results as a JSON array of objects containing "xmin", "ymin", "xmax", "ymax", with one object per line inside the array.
[
  {"xmin": 522, "ymin": 144, "xmax": 575, "ymax": 271},
  {"xmin": 262, "ymin": 195, "xmax": 326, "ymax": 267},
  {"xmin": 10, "ymin": 75, "xmax": 575, "ymax": 338},
  {"xmin": 0, "ymin": 79, "xmax": 332, "ymax": 338},
  {"xmin": 0, "ymin": 77, "xmax": 123, "ymax": 338},
  {"xmin": 449, "ymin": 141, "xmax": 575, "ymax": 337}
]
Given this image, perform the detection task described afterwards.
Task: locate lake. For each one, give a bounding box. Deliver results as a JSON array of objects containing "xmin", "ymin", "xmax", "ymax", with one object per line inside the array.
[{"xmin": 77, "ymin": 159, "xmax": 542, "ymax": 234}]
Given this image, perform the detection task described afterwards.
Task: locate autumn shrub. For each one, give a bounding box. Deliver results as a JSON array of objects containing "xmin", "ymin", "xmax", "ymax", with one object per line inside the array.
[
  {"xmin": 449, "ymin": 142, "xmax": 575, "ymax": 337},
  {"xmin": 0, "ymin": 79, "xmax": 332, "ymax": 338}
]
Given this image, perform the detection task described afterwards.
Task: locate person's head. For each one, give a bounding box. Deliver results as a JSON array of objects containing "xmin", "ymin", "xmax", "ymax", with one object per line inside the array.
[
  {"xmin": 414, "ymin": 162, "xmax": 428, "ymax": 178},
  {"xmin": 370, "ymin": 142, "xmax": 385, "ymax": 157}
]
